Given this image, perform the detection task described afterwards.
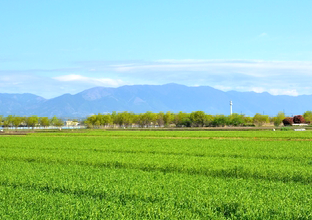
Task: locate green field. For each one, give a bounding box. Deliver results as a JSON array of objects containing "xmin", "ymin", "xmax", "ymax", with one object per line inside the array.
[{"xmin": 1, "ymin": 130, "xmax": 312, "ymax": 219}]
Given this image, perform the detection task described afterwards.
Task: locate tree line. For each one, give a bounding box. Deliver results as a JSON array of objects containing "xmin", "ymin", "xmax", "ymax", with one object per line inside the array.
[
  {"xmin": 2, "ymin": 111, "xmax": 312, "ymax": 129},
  {"xmin": 84, "ymin": 111, "xmax": 312, "ymax": 128},
  {"xmin": 0, "ymin": 116, "xmax": 64, "ymax": 129}
]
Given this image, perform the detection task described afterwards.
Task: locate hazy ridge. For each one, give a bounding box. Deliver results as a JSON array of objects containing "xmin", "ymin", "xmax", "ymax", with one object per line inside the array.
[{"xmin": 0, "ymin": 84, "xmax": 310, "ymax": 117}]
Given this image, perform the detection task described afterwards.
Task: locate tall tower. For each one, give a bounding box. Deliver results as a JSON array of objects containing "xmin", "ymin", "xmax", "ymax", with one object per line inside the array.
[{"xmin": 230, "ymin": 100, "xmax": 233, "ymax": 115}]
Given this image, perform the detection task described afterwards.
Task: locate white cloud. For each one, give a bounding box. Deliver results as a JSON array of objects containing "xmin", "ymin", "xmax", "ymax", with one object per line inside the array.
[
  {"xmin": 2, "ymin": 59, "xmax": 312, "ymax": 98},
  {"xmin": 73, "ymin": 59, "xmax": 312, "ymax": 96},
  {"xmin": 214, "ymin": 85, "xmax": 300, "ymax": 96},
  {"xmin": 251, "ymin": 87, "xmax": 266, "ymax": 93},
  {"xmin": 0, "ymin": 73, "xmax": 126, "ymax": 98},
  {"xmin": 249, "ymin": 88, "xmax": 299, "ymax": 96},
  {"xmin": 268, "ymin": 89, "xmax": 299, "ymax": 96},
  {"xmin": 53, "ymin": 74, "xmax": 125, "ymax": 87},
  {"xmin": 110, "ymin": 59, "xmax": 312, "ymax": 77},
  {"xmin": 54, "ymin": 74, "xmax": 85, "ymax": 81},
  {"xmin": 214, "ymin": 85, "xmax": 235, "ymax": 91}
]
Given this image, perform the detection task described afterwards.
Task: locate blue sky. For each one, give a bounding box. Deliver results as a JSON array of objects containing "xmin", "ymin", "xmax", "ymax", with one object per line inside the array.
[{"xmin": 1, "ymin": 0, "xmax": 312, "ymax": 98}]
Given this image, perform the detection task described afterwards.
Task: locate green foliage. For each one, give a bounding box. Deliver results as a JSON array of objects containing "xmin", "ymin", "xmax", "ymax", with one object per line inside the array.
[
  {"xmin": 156, "ymin": 112, "xmax": 165, "ymax": 127},
  {"xmin": 3, "ymin": 115, "xmax": 14, "ymax": 127},
  {"xmin": 211, "ymin": 115, "xmax": 228, "ymax": 127},
  {"xmin": 303, "ymin": 111, "xmax": 312, "ymax": 123},
  {"xmin": 115, "ymin": 111, "xmax": 133, "ymax": 127},
  {"xmin": 137, "ymin": 111, "xmax": 157, "ymax": 127},
  {"xmin": 280, "ymin": 126, "xmax": 291, "ymax": 131},
  {"xmin": 227, "ymin": 113, "xmax": 245, "ymax": 126},
  {"xmin": 174, "ymin": 111, "xmax": 190, "ymax": 127},
  {"xmin": 190, "ymin": 111, "xmax": 206, "ymax": 127},
  {"xmin": 27, "ymin": 116, "xmax": 39, "ymax": 128},
  {"xmin": 205, "ymin": 114, "xmax": 214, "ymax": 126},
  {"xmin": 0, "ymin": 115, "xmax": 65, "ymax": 129},
  {"xmin": 253, "ymin": 113, "xmax": 269, "ymax": 126},
  {"xmin": 12, "ymin": 116, "xmax": 24, "ymax": 129},
  {"xmin": 83, "ymin": 111, "xmax": 311, "ymax": 128},
  {"xmin": 50, "ymin": 116, "xmax": 59, "ymax": 126},
  {"xmin": 53, "ymin": 118, "xmax": 64, "ymax": 128},
  {"xmin": 163, "ymin": 111, "xmax": 173, "ymax": 126},
  {"xmin": 273, "ymin": 111, "xmax": 285, "ymax": 127},
  {"xmin": 40, "ymin": 117, "xmax": 50, "ymax": 128},
  {"xmin": 2, "ymin": 131, "xmax": 312, "ymax": 218}
]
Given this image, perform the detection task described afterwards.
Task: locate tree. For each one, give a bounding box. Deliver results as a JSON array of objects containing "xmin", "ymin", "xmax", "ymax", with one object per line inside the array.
[
  {"xmin": 95, "ymin": 114, "xmax": 105, "ymax": 128},
  {"xmin": 205, "ymin": 115, "xmax": 214, "ymax": 126},
  {"xmin": 137, "ymin": 113, "xmax": 145, "ymax": 128},
  {"xmin": 26, "ymin": 116, "xmax": 39, "ymax": 129},
  {"xmin": 244, "ymin": 116, "xmax": 253, "ymax": 125},
  {"xmin": 94, "ymin": 120, "xmax": 101, "ymax": 128},
  {"xmin": 156, "ymin": 112, "xmax": 165, "ymax": 127},
  {"xmin": 111, "ymin": 111, "xmax": 118, "ymax": 126},
  {"xmin": 40, "ymin": 117, "xmax": 50, "ymax": 128},
  {"xmin": 174, "ymin": 112, "xmax": 190, "ymax": 127},
  {"xmin": 293, "ymin": 115, "xmax": 305, "ymax": 124},
  {"xmin": 190, "ymin": 111, "xmax": 206, "ymax": 127},
  {"xmin": 101, "ymin": 114, "xmax": 113, "ymax": 127},
  {"xmin": 144, "ymin": 111, "xmax": 157, "ymax": 127},
  {"xmin": 211, "ymin": 115, "xmax": 228, "ymax": 127},
  {"xmin": 136, "ymin": 112, "xmax": 157, "ymax": 128},
  {"xmin": 49, "ymin": 116, "xmax": 63, "ymax": 128},
  {"xmin": 84, "ymin": 115, "xmax": 97, "ymax": 128},
  {"xmin": 163, "ymin": 111, "xmax": 173, "ymax": 127},
  {"xmin": 3, "ymin": 115, "xmax": 14, "ymax": 128},
  {"xmin": 13, "ymin": 116, "xmax": 24, "ymax": 129},
  {"xmin": 283, "ymin": 117, "xmax": 293, "ymax": 126},
  {"xmin": 228, "ymin": 113, "xmax": 245, "ymax": 127},
  {"xmin": 132, "ymin": 114, "xmax": 140, "ymax": 127},
  {"xmin": 115, "ymin": 111, "xmax": 134, "ymax": 128},
  {"xmin": 54, "ymin": 118, "xmax": 64, "ymax": 128},
  {"xmin": 51, "ymin": 116, "xmax": 59, "ymax": 126},
  {"xmin": 272, "ymin": 112, "xmax": 285, "ymax": 127},
  {"xmin": 303, "ymin": 111, "xmax": 312, "ymax": 123},
  {"xmin": 253, "ymin": 113, "xmax": 269, "ymax": 127}
]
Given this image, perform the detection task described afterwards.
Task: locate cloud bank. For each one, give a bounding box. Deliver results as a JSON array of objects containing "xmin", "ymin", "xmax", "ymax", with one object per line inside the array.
[
  {"xmin": 89, "ymin": 59, "xmax": 312, "ymax": 96},
  {"xmin": 0, "ymin": 59, "xmax": 312, "ymax": 98},
  {"xmin": 53, "ymin": 74, "xmax": 125, "ymax": 87}
]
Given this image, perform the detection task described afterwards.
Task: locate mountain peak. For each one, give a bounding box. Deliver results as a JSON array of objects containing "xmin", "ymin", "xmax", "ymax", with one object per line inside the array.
[{"xmin": 0, "ymin": 84, "xmax": 310, "ymax": 117}]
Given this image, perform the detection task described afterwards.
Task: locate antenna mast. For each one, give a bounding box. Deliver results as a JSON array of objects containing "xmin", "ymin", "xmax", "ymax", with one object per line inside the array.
[{"xmin": 230, "ymin": 100, "xmax": 233, "ymax": 115}]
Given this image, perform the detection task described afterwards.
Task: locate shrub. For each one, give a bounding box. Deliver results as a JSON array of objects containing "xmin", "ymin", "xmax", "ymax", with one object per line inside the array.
[
  {"xmin": 281, "ymin": 126, "xmax": 291, "ymax": 131},
  {"xmin": 293, "ymin": 115, "xmax": 305, "ymax": 124},
  {"xmin": 282, "ymin": 117, "xmax": 293, "ymax": 126}
]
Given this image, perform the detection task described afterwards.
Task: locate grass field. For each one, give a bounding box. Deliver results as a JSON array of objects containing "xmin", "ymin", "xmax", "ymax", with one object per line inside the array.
[{"xmin": 1, "ymin": 130, "xmax": 312, "ymax": 219}]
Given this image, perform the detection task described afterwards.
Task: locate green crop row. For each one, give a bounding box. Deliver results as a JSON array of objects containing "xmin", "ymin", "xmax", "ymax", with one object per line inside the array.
[
  {"xmin": 0, "ymin": 160, "xmax": 312, "ymax": 219},
  {"xmin": 1, "ymin": 131, "xmax": 312, "ymax": 218},
  {"xmin": 29, "ymin": 130, "xmax": 312, "ymax": 139},
  {"xmin": 1, "ymin": 136, "xmax": 312, "ymax": 184}
]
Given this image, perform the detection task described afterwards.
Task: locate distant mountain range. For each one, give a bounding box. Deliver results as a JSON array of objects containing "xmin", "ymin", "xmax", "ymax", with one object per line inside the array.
[{"xmin": 0, "ymin": 83, "xmax": 311, "ymax": 117}]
